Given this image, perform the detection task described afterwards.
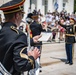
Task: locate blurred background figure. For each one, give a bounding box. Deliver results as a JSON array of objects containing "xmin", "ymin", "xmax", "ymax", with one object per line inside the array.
[
  {"xmin": 59, "ymin": 18, "xmax": 76, "ymax": 65},
  {"xmin": 26, "ymin": 12, "xmax": 46, "ymax": 73}
]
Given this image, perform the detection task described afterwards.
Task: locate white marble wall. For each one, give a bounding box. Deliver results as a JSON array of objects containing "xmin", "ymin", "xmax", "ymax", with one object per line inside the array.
[
  {"xmin": 57, "ymin": 0, "xmax": 63, "ymax": 12},
  {"xmin": 22, "ymin": 0, "xmax": 30, "ymax": 21},
  {"xmin": 48, "ymin": 0, "xmax": 54, "ymax": 12},
  {"xmin": 66, "ymin": 0, "xmax": 74, "ymax": 14},
  {"xmin": 37, "ymin": 0, "xmax": 42, "ymax": 12}
]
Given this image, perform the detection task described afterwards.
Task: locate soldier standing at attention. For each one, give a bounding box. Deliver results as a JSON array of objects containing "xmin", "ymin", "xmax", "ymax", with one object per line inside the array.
[
  {"xmin": 59, "ymin": 18, "xmax": 76, "ymax": 65},
  {"xmin": 0, "ymin": 0, "xmax": 41, "ymax": 75}
]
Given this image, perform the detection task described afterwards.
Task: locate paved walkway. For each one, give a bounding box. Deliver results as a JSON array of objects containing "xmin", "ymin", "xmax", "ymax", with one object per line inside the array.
[
  {"xmin": 24, "ymin": 42, "xmax": 76, "ymax": 75},
  {"xmin": 39, "ymin": 42, "xmax": 76, "ymax": 75}
]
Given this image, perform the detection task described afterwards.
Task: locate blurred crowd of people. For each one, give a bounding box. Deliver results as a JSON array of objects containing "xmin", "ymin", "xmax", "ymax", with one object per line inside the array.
[
  {"xmin": 0, "ymin": 8, "xmax": 76, "ymax": 42},
  {"xmin": 44, "ymin": 10, "xmax": 76, "ymax": 41},
  {"xmin": 17, "ymin": 9, "xmax": 76, "ymax": 42}
]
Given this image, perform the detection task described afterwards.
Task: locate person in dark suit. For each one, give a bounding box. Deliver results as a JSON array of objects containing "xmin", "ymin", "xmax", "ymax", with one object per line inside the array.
[
  {"xmin": 0, "ymin": 0, "xmax": 41, "ymax": 75},
  {"xmin": 59, "ymin": 18, "xmax": 76, "ymax": 65},
  {"xmin": 26, "ymin": 12, "xmax": 46, "ymax": 72}
]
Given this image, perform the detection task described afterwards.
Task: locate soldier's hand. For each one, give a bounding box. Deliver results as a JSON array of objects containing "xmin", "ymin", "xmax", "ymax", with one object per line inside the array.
[
  {"xmin": 28, "ymin": 47, "xmax": 40, "ymax": 59},
  {"xmin": 33, "ymin": 35, "xmax": 42, "ymax": 43}
]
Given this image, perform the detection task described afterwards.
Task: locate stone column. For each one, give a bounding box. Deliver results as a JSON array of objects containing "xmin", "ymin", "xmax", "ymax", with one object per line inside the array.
[
  {"xmin": 31, "ymin": 0, "xmax": 36, "ymax": 12},
  {"xmin": 67, "ymin": 0, "xmax": 74, "ymax": 14},
  {"xmin": 48, "ymin": 0, "xmax": 53, "ymax": 12},
  {"xmin": 37, "ymin": 0, "xmax": 42, "ymax": 12},
  {"xmin": 24, "ymin": 0, "xmax": 30, "ymax": 14},
  {"xmin": 23, "ymin": 0, "xmax": 30, "ymax": 21},
  {"xmin": 57, "ymin": 0, "xmax": 63, "ymax": 12}
]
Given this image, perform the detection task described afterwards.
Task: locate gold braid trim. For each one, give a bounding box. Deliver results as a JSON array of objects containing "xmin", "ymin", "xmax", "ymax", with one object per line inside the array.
[
  {"xmin": 4, "ymin": 8, "xmax": 23, "ymax": 14},
  {"xmin": 20, "ymin": 47, "xmax": 34, "ymax": 68},
  {"xmin": 20, "ymin": 47, "xmax": 28, "ymax": 59},
  {"xmin": 28, "ymin": 58, "xmax": 34, "ymax": 68},
  {"xmin": 65, "ymin": 34, "xmax": 75, "ymax": 36},
  {"xmin": 10, "ymin": 26, "xmax": 19, "ymax": 34}
]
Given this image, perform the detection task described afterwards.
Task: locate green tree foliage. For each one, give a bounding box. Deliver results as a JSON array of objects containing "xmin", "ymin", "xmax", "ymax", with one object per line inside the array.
[{"xmin": 74, "ymin": 0, "xmax": 76, "ymax": 13}]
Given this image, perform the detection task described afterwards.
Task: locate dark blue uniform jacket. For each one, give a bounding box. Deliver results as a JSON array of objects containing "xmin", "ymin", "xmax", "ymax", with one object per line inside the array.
[
  {"xmin": 60, "ymin": 23, "xmax": 76, "ymax": 43},
  {"xmin": 0, "ymin": 22, "xmax": 35, "ymax": 75}
]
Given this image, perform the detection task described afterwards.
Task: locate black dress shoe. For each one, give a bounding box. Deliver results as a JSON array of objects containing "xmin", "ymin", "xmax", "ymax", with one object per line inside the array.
[
  {"xmin": 69, "ymin": 62, "xmax": 73, "ymax": 65},
  {"xmin": 39, "ymin": 70, "xmax": 42, "ymax": 72},
  {"xmin": 65, "ymin": 61, "xmax": 69, "ymax": 64}
]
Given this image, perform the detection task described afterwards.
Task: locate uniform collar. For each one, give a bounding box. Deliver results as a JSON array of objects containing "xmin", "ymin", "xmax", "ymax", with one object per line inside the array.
[{"xmin": 2, "ymin": 22, "xmax": 17, "ymax": 28}]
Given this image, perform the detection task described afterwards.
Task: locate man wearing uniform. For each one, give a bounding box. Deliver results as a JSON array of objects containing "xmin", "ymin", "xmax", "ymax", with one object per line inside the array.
[
  {"xmin": 26, "ymin": 12, "xmax": 46, "ymax": 72},
  {"xmin": 59, "ymin": 18, "xmax": 76, "ymax": 65},
  {"xmin": 0, "ymin": 0, "xmax": 41, "ymax": 75}
]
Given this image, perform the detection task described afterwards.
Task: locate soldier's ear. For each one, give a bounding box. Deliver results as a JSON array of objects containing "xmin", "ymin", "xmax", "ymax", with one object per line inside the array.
[{"xmin": 14, "ymin": 12, "xmax": 19, "ymax": 20}]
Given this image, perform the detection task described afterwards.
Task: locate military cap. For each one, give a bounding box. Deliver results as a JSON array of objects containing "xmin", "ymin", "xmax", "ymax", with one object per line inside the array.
[
  {"xmin": 32, "ymin": 10, "xmax": 39, "ymax": 18},
  {"xmin": 27, "ymin": 13, "xmax": 33, "ymax": 19},
  {"xmin": 27, "ymin": 12, "xmax": 39, "ymax": 19},
  {"xmin": 0, "ymin": 0, "xmax": 25, "ymax": 14}
]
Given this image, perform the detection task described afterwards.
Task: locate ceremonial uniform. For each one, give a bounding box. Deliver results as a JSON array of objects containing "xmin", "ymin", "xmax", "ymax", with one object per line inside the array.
[
  {"xmin": 30, "ymin": 21, "xmax": 45, "ymax": 54},
  {"xmin": 30, "ymin": 20, "xmax": 45, "ymax": 59},
  {"xmin": 27, "ymin": 13, "xmax": 46, "ymax": 49},
  {"xmin": 27, "ymin": 13, "xmax": 46, "ymax": 73},
  {"xmin": 59, "ymin": 22, "xmax": 76, "ymax": 65},
  {"xmin": 0, "ymin": 0, "xmax": 40, "ymax": 75},
  {"xmin": 30, "ymin": 21, "xmax": 45, "ymax": 38},
  {"xmin": 0, "ymin": 22, "xmax": 36, "ymax": 75}
]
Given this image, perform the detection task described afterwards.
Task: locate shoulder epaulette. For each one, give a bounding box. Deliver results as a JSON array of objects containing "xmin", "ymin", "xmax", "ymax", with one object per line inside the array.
[{"xmin": 10, "ymin": 26, "xmax": 19, "ymax": 34}]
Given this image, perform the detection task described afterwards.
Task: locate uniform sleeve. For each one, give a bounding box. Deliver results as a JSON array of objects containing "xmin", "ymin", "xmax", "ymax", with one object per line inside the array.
[
  {"xmin": 30, "ymin": 38, "xmax": 35, "ymax": 46},
  {"xmin": 12, "ymin": 33, "xmax": 35, "ymax": 72}
]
